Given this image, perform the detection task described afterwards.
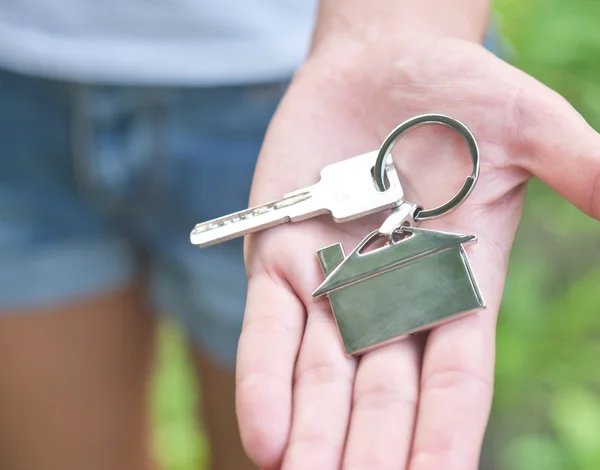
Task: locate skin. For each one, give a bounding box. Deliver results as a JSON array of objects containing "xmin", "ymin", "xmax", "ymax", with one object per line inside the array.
[
  {"xmin": 0, "ymin": 282, "xmax": 256, "ymax": 470},
  {"xmin": 237, "ymin": 25, "xmax": 600, "ymax": 470},
  {"xmin": 0, "ymin": 283, "xmax": 156, "ymax": 470}
]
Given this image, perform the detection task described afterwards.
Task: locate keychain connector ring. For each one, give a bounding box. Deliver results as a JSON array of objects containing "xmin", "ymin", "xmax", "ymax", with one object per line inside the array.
[{"xmin": 373, "ymin": 114, "xmax": 480, "ymax": 222}]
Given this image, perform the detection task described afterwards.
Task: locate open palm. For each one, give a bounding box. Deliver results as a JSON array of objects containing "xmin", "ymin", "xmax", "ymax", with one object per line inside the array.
[{"xmin": 236, "ymin": 33, "xmax": 600, "ymax": 470}]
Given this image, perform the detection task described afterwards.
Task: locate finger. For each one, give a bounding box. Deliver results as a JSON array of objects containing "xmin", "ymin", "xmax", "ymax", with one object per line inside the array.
[
  {"xmin": 281, "ymin": 301, "xmax": 356, "ymax": 470},
  {"xmin": 408, "ymin": 195, "xmax": 523, "ymax": 470},
  {"xmin": 511, "ymin": 73, "xmax": 600, "ymax": 220},
  {"xmin": 343, "ymin": 337, "xmax": 422, "ymax": 469},
  {"xmin": 236, "ymin": 273, "xmax": 305, "ymax": 468},
  {"xmin": 409, "ymin": 311, "xmax": 496, "ymax": 470}
]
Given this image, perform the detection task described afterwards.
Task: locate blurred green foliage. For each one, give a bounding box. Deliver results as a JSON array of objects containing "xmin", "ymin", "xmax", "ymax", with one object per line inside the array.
[
  {"xmin": 490, "ymin": 1, "xmax": 600, "ymax": 469},
  {"xmin": 151, "ymin": 327, "xmax": 207, "ymax": 470},
  {"xmin": 150, "ymin": 1, "xmax": 600, "ymax": 469}
]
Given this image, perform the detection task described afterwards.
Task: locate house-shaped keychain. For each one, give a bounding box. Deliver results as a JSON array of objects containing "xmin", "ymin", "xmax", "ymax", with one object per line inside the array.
[{"xmin": 313, "ymin": 226, "xmax": 485, "ymax": 355}]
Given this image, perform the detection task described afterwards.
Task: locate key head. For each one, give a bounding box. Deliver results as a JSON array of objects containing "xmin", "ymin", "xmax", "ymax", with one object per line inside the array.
[{"xmin": 316, "ymin": 151, "xmax": 404, "ymax": 221}]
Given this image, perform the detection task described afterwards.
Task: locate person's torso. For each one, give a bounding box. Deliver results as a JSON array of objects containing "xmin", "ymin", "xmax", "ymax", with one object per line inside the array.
[{"xmin": 0, "ymin": 0, "xmax": 317, "ymax": 85}]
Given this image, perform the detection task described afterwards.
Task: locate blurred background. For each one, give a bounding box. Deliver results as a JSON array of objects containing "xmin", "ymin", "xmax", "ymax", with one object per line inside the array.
[{"xmin": 149, "ymin": 0, "xmax": 600, "ymax": 469}]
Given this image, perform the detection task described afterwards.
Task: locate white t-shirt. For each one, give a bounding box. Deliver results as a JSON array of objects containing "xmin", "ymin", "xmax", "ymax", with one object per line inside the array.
[{"xmin": 0, "ymin": 0, "xmax": 318, "ymax": 85}]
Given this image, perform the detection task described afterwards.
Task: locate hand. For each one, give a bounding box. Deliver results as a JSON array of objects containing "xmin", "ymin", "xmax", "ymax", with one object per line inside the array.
[{"xmin": 236, "ymin": 32, "xmax": 600, "ymax": 470}]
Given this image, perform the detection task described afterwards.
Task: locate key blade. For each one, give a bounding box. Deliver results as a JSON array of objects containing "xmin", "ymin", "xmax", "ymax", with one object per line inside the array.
[{"xmin": 190, "ymin": 188, "xmax": 324, "ymax": 247}]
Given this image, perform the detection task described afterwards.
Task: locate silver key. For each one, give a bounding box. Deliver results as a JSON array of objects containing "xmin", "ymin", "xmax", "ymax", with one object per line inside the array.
[{"xmin": 190, "ymin": 151, "xmax": 403, "ymax": 247}]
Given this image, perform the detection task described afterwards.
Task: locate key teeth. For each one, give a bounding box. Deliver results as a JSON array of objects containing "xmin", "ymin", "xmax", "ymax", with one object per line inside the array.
[
  {"xmin": 190, "ymin": 222, "xmax": 222, "ymax": 246},
  {"xmin": 196, "ymin": 222, "xmax": 208, "ymax": 230},
  {"xmin": 192, "ymin": 213, "xmax": 251, "ymax": 238}
]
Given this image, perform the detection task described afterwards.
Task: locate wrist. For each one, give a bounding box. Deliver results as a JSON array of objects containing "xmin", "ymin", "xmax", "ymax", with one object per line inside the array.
[
  {"xmin": 298, "ymin": 29, "xmax": 437, "ymax": 90},
  {"xmin": 309, "ymin": 1, "xmax": 490, "ymax": 60}
]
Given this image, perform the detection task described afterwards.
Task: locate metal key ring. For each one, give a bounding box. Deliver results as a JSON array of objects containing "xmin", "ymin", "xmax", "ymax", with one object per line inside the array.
[{"xmin": 373, "ymin": 114, "xmax": 480, "ymax": 222}]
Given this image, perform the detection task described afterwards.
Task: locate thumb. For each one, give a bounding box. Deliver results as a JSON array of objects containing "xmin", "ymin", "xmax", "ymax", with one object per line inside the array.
[{"xmin": 513, "ymin": 77, "xmax": 600, "ymax": 220}]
